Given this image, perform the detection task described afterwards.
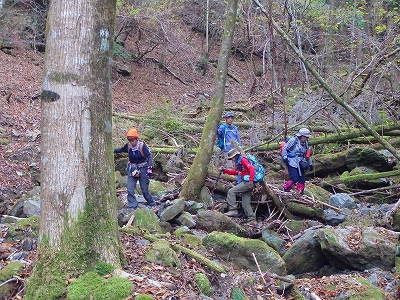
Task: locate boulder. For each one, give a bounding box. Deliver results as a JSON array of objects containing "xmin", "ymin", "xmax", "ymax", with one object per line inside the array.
[
  {"xmin": 203, "ymin": 231, "xmax": 287, "ymax": 275},
  {"xmin": 317, "ymin": 226, "xmax": 400, "ymax": 271},
  {"xmin": 283, "ymin": 229, "xmax": 328, "ymax": 274}
]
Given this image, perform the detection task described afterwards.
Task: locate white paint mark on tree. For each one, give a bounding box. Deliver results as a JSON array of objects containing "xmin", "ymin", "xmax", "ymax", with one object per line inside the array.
[{"xmin": 100, "ymin": 29, "xmax": 109, "ymax": 51}]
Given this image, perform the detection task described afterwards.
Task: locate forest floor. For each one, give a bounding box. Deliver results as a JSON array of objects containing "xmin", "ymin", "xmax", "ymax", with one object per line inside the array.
[{"xmin": 0, "ymin": 40, "xmax": 399, "ymax": 299}]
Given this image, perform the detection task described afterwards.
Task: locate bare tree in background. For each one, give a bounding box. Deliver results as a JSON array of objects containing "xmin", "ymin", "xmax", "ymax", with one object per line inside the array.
[{"xmin": 180, "ymin": 0, "xmax": 239, "ymax": 200}]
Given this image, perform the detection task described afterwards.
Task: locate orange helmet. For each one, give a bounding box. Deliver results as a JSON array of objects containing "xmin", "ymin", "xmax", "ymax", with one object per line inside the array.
[{"xmin": 126, "ymin": 128, "xmax": 139, "ymax": 138}]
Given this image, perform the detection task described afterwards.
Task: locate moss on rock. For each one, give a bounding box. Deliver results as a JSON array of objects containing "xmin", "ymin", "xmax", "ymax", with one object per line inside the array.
[
  {"xmin": 145, "ymin": 240, "xmax": 181, "ymax": 267},
  {"xmin": 195, "ymin": 273, "xmax": 212, "ymax": 296},
  {"xmin": 0, "ymin": 261, "xmax": 24, "ymax": 299},
  {"xmin": 133, "ymin": 208, "xmax": 162, "ymax": 233},
  {"xmin": 66, "ymin": 271, "xmax": 134, "ymax": 300}
]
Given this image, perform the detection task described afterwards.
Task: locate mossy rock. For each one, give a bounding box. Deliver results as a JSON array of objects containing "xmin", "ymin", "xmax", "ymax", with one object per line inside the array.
[
  {"xmin": 145, "ymin": 240, "xmax": 181, "ymax": 267},
  {"xmin": 67, "ymin": 272, "xmax": 105, "ymax": 300},
  {"xmin": 195, "ymin": 273, "xmax": 212, "ymax": 296},
  {"xmin": 303, "ymin": 182, "xmax": 331, "ymax": 202},
  {"xmin": 203, "ymin": 231, "xmax": 286, "ymax": 275},
  {"xmin": 285, "ymin": 220, "xmax": 311, "ymax": 236},
  {"xmin": 92, "ymin": 276, "xmax": 134, "ymax": 300},
  {"xmin": 180, "ymin": 233, "xmax": 204, "ymax": 249},
  {"xmin": 343, "ymin": 277, "xmax": 389, "ymax": 299},
  {"xmin": 174, "ymin": 226, "xmax": 191, "ymax": 237},
  {"xmin": 0, "ymin": 261, "xmax": 24, "ymax": 299},
  {"xmin": 231, "ymin": 287, "xmax": 246, "ymax": 300},
  {"xmin": 5, "ymin": 215, "xmax": 40, "ymax": 241},
  {"xmin": 133, "ymin": 208, "xmax": 162, "ymax": 233},
  {"xmin": 67, "ymin": 271, "xmax": 134, "ymax": 300},
  {"xmin": 94, "ymin": 262, "xmax": 115, "ymax": 276}
]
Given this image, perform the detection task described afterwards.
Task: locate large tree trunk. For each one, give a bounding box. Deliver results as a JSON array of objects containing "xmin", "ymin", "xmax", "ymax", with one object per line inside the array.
[
  {"xmin": 180, "ymin": 0, "xmax": 239, "ymax": 200},
  {"xmin": 26, "ymin": 0, "xmax": 120, "ymax": 298}
]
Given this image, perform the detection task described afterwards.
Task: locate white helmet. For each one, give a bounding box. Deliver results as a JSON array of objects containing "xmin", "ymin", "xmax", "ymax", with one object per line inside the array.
[{"xmin": 296, "ymin": 128, "xmax": 311, "ymax": 138}]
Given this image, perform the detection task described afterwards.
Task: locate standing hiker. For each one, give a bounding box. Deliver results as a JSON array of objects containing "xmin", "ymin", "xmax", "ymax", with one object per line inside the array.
[
  {"xmin": 217, "ymin": 111, "xmax": 241, "ymax": 168},
  {"xmin": 281, "ymin": 128, "xmax": 314, "ymax": 194},
  {"xmin": 114, "ymin": 127, "xmax": 156, "ymax": 209},
  {"xmin": 221, "ymin": 148, "xmax": 256, "ymax": 223}
]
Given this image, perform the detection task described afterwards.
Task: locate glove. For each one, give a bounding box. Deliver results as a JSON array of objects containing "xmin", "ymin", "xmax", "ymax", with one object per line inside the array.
[
  {"xmin": 283, "ymin": 157, "xmax": 288, "ymax": 164},
  {"xmin": 309, "ymin": 165, "xmax": 314, "ymax": 171},
  {"xmin": 220, "ymin": 167, "xmax": 225, "ymax": 173},
  {"xmin": 146, "ymin": 168, "xmax": 153, "ymax": 177},
  {"xmin": 247, "ymin": 182, "xmax": 254, "ymax": 190},
  {"xmin": 287, "ymin": 153, "xmax": 296, "ymax": 158}
]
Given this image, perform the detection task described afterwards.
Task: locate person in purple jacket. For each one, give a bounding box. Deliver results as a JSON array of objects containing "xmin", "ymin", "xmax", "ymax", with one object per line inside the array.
[{"xmin": 281, "ymin": 128, "xmax": 314, "ymax": 194}]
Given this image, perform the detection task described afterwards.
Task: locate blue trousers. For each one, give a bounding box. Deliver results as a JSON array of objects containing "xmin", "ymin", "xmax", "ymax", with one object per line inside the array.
[
  {"xmin": 287, "ymin": 165, "xmax": 306, "ymax": 184},
  {"xmin": 126, "ymin": 165, "xmax": 154, "ymax": 208}
]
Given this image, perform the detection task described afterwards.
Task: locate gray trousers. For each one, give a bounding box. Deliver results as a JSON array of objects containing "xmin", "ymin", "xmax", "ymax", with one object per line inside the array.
[{"xmin": 227, "ymin": 181, "xmax": 255, "ymax": 218}]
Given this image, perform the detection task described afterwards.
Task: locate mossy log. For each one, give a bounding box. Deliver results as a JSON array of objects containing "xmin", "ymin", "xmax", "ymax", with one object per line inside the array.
[
  {"xmin": 339, "ymin": 169, "xmax": 400, "ymax": 185},
  {"xmin": 285, "ymin": 202, "xmax": 317, "ymax": 218},
  {"xmin": 254, "ymin": 125, "xmax": 400, "ymax": 152},
  {"xmin": 113, "ymin": 111, "xmax": 355, "ymax": 133}
]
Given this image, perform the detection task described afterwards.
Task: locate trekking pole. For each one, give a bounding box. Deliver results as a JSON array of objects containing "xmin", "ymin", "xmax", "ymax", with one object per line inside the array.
[
  {"xmin": 211, "ymin": 169, "xmax": 224, "ymax": 195},
  {"xmin": 209, "ymin": 168, "xmax": 224, "ymax": 209}
]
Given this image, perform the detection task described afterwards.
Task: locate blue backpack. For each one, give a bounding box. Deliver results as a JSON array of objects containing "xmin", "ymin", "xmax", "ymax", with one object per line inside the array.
[
  {"xmin": 243, "ymin": 154, "xmax": 265, "ymax": 183},
  {"xmin": 217, "ymin": 124, "xmax": 227, "ymax": 150}
]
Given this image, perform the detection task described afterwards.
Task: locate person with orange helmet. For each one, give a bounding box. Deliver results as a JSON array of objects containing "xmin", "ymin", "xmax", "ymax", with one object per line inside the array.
[{"xmin": 114, "ymin": 127, "xmax": 156, "ymax": 209}]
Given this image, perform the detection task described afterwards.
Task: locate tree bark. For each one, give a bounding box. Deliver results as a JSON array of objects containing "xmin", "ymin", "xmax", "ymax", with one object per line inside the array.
[
  {"xmin": 26, "ymin": 0, "xmax": 121, "ymax": 298},
  {"xmin": 180, "ymin": 0, "xmax": 239, "ymax": 200}
]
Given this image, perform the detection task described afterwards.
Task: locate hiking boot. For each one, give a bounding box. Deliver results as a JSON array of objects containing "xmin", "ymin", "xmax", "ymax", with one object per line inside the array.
[
  {"xmin": 224, "ymin": 209, "xmax": 239, "ymax": 217},
  {"xmin": 244, "ymin": 216, "xmax": 257, "ymax": 225}
]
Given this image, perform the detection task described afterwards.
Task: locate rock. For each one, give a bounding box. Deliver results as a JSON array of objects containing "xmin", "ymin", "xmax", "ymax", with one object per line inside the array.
[
  {"xmin": 203, "ymin": 231, "xmax": 287, "ymax": 275},
  {"xmin": 175, "ymin": 211, "xmax": 196, "ymax": 228},
  {"xmin": 346, "ymin": 147, "xmax": 395, "ymax": 172},
  {"xmin": 159, "ymin": 198, "xmax": 185, "ymax": 222},
  {"xmin": 283, "ymin": 229, "xmax": 328, "ymax": 275},
  {"xmin": 195, "ymin": 210, "xmax": 247, "ymax": 237},
  {"xmin": 145, "ymin": 240, "xmax": 181, "ymax": 267},
  {"xmin": 317, "ymin": 226, "xmax": 400, "ymax": 271},
  {"xmin": 329, "ymin": 193, "xmax": 358, "ymax": 209}
]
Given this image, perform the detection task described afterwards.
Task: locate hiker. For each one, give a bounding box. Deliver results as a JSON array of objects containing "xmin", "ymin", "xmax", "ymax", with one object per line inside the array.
[
  {"xmin": 221, "ymin": 148, "xmax": 256, "ymax": 222},
  {"xmin": 114, "ymin": 127, "xmax": 156, "ymax": 209},
  {"xmin": 281, "ymin": 128, "xmax": 314, "ymax": 194},
  {"xmin": 217, "ymin": 111, "xmax": 241, "ymax": 168}
]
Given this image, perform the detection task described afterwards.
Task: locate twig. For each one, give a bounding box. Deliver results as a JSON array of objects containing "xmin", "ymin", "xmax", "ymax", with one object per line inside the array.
[
  {"xmin": 0, "ymin": 277, "xmax": 18, "ymax": 288},
  {"xmin": 125, "ymin": 214, "xmax": 135, "ymax": 227},
  {"xmin": 348, "ymin": 184, "xmax": 400, "ymax": 196},
  {"xmin": 252, "ymin": 253, "xmax": 267, "ymax": 285}
]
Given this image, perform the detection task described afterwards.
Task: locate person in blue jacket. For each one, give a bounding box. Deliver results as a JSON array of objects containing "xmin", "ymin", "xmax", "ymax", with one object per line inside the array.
[
  {"xmin": 217, "ymin": 111, "xmax": 241, "ymax": 168},
  {"xmin": 281, "ymin": 128, "xmax": 314, "ymax": 194},
  {"xmin": 114, "ymin": 127, "xmax": 156, "ymax": 209}
]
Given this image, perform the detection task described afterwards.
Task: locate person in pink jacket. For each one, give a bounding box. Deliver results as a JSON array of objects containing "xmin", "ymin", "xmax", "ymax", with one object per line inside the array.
[{"xmin": 221, "ymin": 148, "xmax": 256, "ymax": 222}]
